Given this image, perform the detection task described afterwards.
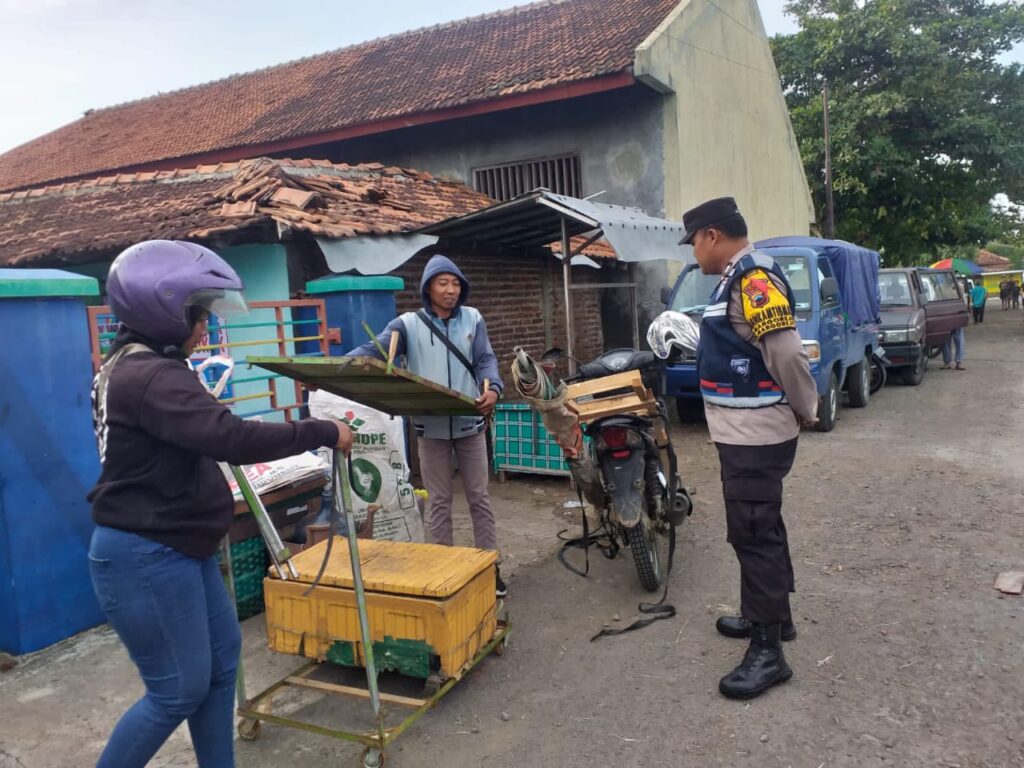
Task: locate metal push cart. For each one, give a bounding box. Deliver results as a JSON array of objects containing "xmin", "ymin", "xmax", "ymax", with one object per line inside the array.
[{"xmin": 222, "ymin": 357, "xmax": 510, "ymax": 767}]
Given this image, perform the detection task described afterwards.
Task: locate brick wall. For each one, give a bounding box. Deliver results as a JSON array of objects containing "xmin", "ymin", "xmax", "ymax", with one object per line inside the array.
[{"xmin": 391, "ymin": 251, "xmax": 605, "ymax": 398}]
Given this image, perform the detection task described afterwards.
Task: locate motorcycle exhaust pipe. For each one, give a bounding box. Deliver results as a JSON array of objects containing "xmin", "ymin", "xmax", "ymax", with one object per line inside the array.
[{"xmin": 667, "ymin": 487, "xmax": 693, "ymax": 526}]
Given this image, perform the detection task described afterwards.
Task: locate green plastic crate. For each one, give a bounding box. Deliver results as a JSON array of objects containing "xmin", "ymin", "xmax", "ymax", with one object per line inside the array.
[
  {"xmin": 219, "ymin": 537, "xmax": 269, "ymax": 620},
  {"xmin": 492, "ymin": 403, "xmax": 590, "ymax": 477}
]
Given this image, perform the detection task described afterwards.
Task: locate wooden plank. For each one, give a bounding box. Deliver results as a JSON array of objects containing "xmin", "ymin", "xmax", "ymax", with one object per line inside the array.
[
  {"xmin": 248, "ymin": 356, "xmax": 478, "ymax": 417},
  {"xmin": 284, "ymin": 676, "xmax": 428, "ymax": 708},
  {"xmin": 565, "ymin": 370, "xmax": 643, "ymax": 400},
  {"xmin": 572, "ymin": 394, "xmax": 657, "ymax": 421}
]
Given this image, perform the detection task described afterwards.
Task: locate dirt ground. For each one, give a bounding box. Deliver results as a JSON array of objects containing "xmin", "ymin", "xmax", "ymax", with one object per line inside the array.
[{"xmin": 3, "ymin": 305, "xmax": 1023, "ymax": 768}]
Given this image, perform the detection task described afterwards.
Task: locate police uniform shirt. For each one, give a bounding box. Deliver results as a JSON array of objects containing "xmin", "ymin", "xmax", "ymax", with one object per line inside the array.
[{"xmin": 704, "ymin": 245, "xmax": 819, "ymax": 446}]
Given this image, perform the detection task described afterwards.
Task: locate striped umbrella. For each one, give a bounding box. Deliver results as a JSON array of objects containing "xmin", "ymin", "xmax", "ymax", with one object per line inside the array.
[{"xmin": 929, "ymin": 257, "xmax": 983, "ymax": 275}]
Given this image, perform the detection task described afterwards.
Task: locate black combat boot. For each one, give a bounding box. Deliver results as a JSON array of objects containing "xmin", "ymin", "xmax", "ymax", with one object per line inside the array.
[
  {"xmin": 718, "ymin": 623, "xmax": 793, "ymax": 700},
  {"xmin": 716, "ymin": 615, "xmax": 797, "ymax": 641}
]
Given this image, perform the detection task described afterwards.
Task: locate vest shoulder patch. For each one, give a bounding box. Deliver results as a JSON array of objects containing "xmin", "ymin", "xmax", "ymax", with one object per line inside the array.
[{"xmin": 741, "ymin": 269, "xmax": 795, "ymax": 338}]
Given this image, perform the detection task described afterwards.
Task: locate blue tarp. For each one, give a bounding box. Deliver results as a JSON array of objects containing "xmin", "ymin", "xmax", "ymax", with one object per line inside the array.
[{"xmin": 757, "ymin": 236, "xmax": 881, "ymax": 329}]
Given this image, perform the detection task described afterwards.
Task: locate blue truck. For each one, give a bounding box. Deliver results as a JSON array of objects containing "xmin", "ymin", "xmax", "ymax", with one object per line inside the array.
[{"xmin": 662, "ymin": 236, "xmax": 881, "ymax": 432}]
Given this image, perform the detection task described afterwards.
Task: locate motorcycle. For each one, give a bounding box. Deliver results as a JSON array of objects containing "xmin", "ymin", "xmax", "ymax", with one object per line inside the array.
[{"xmin": 539, "ymin": 345, "xmax": 692, "ymax": 593}]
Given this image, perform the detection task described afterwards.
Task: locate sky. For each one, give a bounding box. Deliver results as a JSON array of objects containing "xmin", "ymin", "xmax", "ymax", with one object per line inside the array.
[{"xmin": 0, "ymin": 0, "xmax": 1020, "ymax": 155}]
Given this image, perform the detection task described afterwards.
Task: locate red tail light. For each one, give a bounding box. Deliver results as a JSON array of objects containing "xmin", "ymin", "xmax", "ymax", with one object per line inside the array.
[{"xmin": 601, "ymin": 427, "xmax": 629, "ymax": 450}]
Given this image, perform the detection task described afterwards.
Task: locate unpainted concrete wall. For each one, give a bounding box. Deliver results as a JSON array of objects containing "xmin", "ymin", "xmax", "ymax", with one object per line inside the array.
[
  {"xmin": 313, "ymin": 87, "xmax": 665, "ymax": 220},
  {"xmin": 306, "ymin": 87, "xmax": 668, "ymax": 348},
  {"xmin": 635, "ymin": 0, "xmax": 816, "ymax": 282}
]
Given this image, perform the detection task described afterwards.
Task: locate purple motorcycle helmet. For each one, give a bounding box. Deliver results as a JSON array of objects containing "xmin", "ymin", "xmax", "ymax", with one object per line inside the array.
[{"xmin": 106, "ymin": 240, "xmax": 248, "ymax": 344}]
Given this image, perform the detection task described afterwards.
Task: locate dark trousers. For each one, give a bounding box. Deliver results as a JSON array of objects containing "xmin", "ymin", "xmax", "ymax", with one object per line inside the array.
[
  {"xmin": 716, "ymin": 438, "xmax": 798, "ymax": 626},
  {"xmin": 973, "ymin": 305, "xmax": 985, "ymax": 323}
]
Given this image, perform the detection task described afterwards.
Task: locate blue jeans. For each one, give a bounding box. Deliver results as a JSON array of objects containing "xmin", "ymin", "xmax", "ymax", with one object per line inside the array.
[
  {"xmin": 942, "ymin": 327, "xmax": 965, "ymax": 365},
  {"xmin": 88, "ymin": 526, "xmax": 241, "ymax": 768}
]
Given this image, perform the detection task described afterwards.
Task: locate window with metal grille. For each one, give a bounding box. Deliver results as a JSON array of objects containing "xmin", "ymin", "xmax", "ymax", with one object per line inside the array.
[{"xmin": 473, "ymin": 154, "xmax": 582, "ymax": 201}]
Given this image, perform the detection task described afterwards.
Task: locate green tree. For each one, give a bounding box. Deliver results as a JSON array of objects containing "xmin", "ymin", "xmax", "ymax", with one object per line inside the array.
[{"xmin": 772, "ymin": 0, "xmax": 1024, "ymax": 265}]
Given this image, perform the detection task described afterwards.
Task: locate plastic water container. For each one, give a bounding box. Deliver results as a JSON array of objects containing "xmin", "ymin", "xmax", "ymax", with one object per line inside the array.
[
  {"xmin": 305, "ymin": 275, "xmax": 405, "ymax": 356},
  {"xmin": 0, "ymin": 269, "xmax": 106, "ymax": 654}
]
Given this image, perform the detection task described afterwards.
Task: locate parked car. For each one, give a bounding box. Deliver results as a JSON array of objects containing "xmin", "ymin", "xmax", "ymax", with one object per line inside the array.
[
  {"xmin": 662, "ymin": 237, "xmax": 881, "ymax": 432},
  {"xmin": 877, "ymin": 267, "xmax": 969, "ymax": 385}
]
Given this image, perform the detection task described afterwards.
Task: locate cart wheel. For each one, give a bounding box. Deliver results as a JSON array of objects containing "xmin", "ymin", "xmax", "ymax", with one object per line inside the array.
[
  {"xmin": 494, "ymin": 636, "xmax": 508, "ymax": 656},
  {"xmin": 360, "ymin": 746, "xmax": 385, "ymax": 768},
  {"xmin": 237, "ymin": 717, "xmax": 261, "ymax": 741},
  {"xmin": 423, "ymin": 673, "xmax": 444, "ymax": 698}
]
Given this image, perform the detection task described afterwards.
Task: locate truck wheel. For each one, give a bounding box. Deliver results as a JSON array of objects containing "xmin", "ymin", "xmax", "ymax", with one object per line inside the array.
[
  {"xmin": 846, "ymin": 356, "xmax": 870, "ymax": 408},
  {"xmin": 814, "ymin": 370, "xmax": 838, "ymax": 433},
  {"xmin": 869, "ymin": 354, "xmax": 887, "ymax": 394},
  {"xmin": 674, "ymin": 398, "xmax": 705, "ymax": 423},
  {"xmin": 902, "ymin": 352, "xmax": 927, "ymax": 386}
]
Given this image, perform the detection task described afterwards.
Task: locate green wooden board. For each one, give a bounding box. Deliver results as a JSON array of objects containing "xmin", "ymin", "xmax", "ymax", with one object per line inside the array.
[{"xmin": 247, "ymin": 356, "xmax": 480, "ymax": 417}]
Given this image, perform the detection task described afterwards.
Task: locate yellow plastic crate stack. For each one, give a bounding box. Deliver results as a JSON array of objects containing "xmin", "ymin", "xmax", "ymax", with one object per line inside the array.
[{"xmin": 263, "ymin": 537, "xmax": 497, "ymax": 680}]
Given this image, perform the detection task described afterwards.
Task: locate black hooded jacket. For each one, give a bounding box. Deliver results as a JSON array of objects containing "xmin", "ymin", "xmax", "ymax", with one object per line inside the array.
[{"xmin": 88, "ymin": 333, "xmax": 337, "ymax": 558}]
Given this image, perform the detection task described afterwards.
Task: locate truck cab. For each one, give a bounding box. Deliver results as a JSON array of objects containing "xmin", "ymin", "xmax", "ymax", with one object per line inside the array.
[{"xmin": 663, "ymin": 237, "xmax": 881, "ymax": 432}]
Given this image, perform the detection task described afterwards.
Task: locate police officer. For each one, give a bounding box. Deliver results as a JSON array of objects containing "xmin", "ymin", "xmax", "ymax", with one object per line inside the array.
[{"xmin": 679, "ymin": 198, "xmax": 819, "ymax": 699}]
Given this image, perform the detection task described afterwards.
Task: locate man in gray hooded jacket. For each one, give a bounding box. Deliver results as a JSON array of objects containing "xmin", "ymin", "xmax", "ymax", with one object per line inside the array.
[{"xmin": 348, "ymin": 254, "xmax": 507, "ymax": 595}]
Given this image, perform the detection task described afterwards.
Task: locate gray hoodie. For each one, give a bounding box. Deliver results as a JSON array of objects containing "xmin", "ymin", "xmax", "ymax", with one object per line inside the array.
[{"xmin": 347, "ymin": 255, "xmax": 503, "ymax": 439}]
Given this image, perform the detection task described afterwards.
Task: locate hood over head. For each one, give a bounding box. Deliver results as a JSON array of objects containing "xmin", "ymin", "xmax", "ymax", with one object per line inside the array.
[{"xmin": 420, "ymin": 254, "xmax": 470, "ymax": 313}]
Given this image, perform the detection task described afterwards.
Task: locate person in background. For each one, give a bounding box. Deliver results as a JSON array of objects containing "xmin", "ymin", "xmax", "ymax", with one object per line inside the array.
[
  {"xmin": 680, "ymin": 197, "xmax": 818, "ymax": 700},
  {"xmin": 347, "ymin": 254, "xmax": 507, "ymax": 597},
  {"xmin": 940, "ymin": 325, "xmax": 966, "ymax": 371},
  {"xmin": 999, "ymin": 280, "xmax": 1010, "ymax": 310},
  {"xmin": 1011, "ymin": 280, "xmax": 1020, "ymax": 310},
  {"xmin": 88, "ymin": 240, "xmax": 352, "ymax": 768},
  {"xmin": 970, "ymin": 281, "xmax": 988, "ymax": 323}
]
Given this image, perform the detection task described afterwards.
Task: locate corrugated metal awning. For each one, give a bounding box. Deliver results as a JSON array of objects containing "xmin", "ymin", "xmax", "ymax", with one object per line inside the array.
[{"xmin": 419, "ymin": 190, "xmax": 690, "ymax": 264}]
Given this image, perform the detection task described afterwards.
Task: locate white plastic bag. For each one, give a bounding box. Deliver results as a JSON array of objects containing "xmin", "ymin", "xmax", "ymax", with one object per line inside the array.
[
  {"xmin": 308, "ymin": 390, "xmax": 424, "ymax": 543},
  {"xmin": 225, "ymin": 451, "xmax": 328, "ymax": 501}
]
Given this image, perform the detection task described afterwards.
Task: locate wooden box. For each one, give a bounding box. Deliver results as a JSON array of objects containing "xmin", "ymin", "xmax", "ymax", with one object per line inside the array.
[{"xmin": 263, "ymin": 538, "xmax": 497, "ymax": 680}]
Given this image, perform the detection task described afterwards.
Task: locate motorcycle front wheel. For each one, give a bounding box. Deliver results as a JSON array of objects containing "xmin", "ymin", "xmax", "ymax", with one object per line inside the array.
[{"xmin": 625, "ymin": 513, "xmax": 668, "ymax": 592}]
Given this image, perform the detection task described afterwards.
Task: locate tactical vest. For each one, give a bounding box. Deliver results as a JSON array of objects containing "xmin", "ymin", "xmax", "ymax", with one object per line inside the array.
[{"xmin": 697, "ymin": 253, "xmax": 796, "ymax": 408}]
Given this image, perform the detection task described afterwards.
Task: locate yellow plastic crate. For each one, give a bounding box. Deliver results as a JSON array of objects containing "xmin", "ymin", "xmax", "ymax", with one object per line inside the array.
[{"xmin": 264, "ymin": 538, "xmax": 497, "ymax": 680}]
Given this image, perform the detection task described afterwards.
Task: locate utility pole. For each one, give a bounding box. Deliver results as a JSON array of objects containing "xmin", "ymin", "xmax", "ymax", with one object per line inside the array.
[{"xmin": 823, "ymin": 83, "xmax": 835, "ymax": 239}]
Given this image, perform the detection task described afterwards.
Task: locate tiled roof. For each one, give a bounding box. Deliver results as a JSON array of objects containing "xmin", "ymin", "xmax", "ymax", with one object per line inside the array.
[
  {"xmin": 551, "ymin": 236, "xmax": 617, "ymax": 260},
  {"xmin": 0, "ymin": 158, "xmax": 492, "ymax": 266},
  {"xmin": 977, "ymin": 249, "xmax": 1012, "ymax": 268},
  {"xmin": 0, "ymin": 0, "xmax": 677, "ymax": 192}
]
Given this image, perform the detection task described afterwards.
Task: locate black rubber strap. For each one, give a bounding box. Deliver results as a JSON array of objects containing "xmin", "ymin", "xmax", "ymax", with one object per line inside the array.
[
  {"xmin": 302, "ymin": 453, "xmax": 352, "ymax": 597},
  {"xmin": 556, "ymin": 484, "xmax": 622, "ymax": 576},
  {"xmin": 590, "ymin": 521, "xmax": 676, "ymax": 641}
]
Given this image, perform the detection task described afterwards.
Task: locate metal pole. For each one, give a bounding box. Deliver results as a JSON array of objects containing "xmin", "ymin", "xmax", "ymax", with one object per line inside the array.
[
  {"xmin": 823, "ymin": 83, "xmax": 835, "ymax": 239},
  {"xmin": 220, "ymin": 536, "xmax": 249, "ymax": 706},
  {"xmin": 229, "ymin": 464, "xmax": 297, "ymax": 579},
  {"xmin": 334, "ymin": 449, "xmax": 384, "ymax": 736},
  {"xmin": 561, "ymin": 217, "xmax": 576, "ymax": 375},
  {"xmin": 629, "ymin": 263, "xmax": 640, "ymax": 350}
]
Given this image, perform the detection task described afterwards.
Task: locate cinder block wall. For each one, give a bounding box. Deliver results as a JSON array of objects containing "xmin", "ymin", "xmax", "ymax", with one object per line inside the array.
[{"xmin": 392, "ymin": 251, "xmax": 604, "ymax": 398}]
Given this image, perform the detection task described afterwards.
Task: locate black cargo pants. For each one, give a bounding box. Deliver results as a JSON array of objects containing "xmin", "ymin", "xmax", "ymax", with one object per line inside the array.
[{"xmin": 715, "ymin": 438, "xmax": 798, "ymax": 626}]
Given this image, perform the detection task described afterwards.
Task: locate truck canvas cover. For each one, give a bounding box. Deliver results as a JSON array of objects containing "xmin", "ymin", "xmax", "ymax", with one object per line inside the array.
[{"xmin": 757, "ymin": 236, "xmax": 881, "ymax": 329}]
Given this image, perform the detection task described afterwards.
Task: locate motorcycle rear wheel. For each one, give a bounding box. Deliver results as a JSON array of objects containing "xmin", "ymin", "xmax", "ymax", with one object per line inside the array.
[{"xmin": 626, "ymin": 514, "xmax": 667, "ymax": 593}]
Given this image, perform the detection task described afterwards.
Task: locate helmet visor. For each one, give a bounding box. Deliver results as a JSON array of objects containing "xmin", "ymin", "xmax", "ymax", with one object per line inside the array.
[{"xmin": 185, "ymin": 288, "xmax": 249, "ymax": 319}]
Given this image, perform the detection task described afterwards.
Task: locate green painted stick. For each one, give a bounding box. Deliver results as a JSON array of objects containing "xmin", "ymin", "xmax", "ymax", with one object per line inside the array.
[
  {"xmin": 333, "ymin": 448, "xmax": 386, "ymax": 744},
  {"xmin": 229, "ymin": 464, "xmax": 296, "ymax": 578},
  {"xmin": 361, "ymin": 321, "xmax": 389, "ymax": 359}
]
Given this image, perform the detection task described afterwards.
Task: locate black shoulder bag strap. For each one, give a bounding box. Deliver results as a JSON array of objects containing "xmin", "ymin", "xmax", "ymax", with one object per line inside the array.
[{"xmin": 416, "ymin": 309, "xmax": 475, "ymax": 378}]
